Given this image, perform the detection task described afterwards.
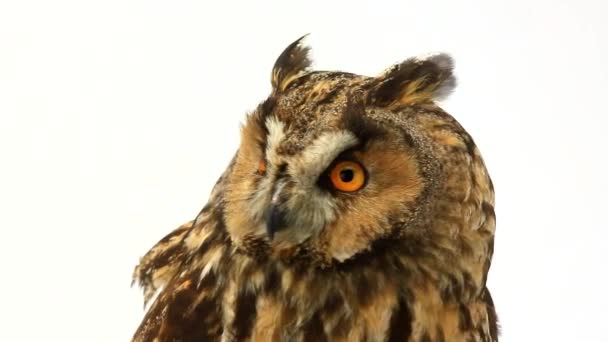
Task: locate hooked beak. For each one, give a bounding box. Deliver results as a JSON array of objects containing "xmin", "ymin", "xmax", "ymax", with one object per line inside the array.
[{"xmin": 265, "ymin": 181, "xmax": 287, "ymax": 240}]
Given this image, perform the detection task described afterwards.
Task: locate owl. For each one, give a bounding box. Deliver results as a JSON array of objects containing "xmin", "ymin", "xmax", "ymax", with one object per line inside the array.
[{"xmin": 132, "ymin": 36, "xmax": 498, "ymax": 342}]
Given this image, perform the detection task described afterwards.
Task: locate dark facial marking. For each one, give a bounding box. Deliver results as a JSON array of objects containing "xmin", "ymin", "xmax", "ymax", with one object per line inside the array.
[{"xmin": 342, "ymin": 96, "xmax": 387, "ymax": 145}]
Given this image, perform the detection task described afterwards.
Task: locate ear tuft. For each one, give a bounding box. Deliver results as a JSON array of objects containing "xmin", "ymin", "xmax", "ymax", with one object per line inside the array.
[
  {"xmin": 368, "ymin": 53, "xmax": 456, "ymax": 107},
  {"xmin": 271, "ymin": 35, "xmax": 312, "ymax": 92}
]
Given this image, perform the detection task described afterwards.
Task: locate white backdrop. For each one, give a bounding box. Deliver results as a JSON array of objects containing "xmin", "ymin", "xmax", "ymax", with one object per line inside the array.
[{"xmin": 1, "ymin": 0, "xmax": 607, "ymax": 341}]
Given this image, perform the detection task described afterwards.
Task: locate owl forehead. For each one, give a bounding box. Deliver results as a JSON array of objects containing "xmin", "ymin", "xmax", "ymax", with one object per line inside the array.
[{"xmin": 269, "ymin": 71, "xmax": 370, "ymax": 155}]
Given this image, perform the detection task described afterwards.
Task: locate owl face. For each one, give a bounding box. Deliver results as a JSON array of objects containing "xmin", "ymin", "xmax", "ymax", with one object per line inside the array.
[
  {"xmin": 223, "ymin": 37, "xmax": 485, "ymax": 269},
  {"xmin": 226, "ymin": 92, "xmax": 424, "ymax": 262}
]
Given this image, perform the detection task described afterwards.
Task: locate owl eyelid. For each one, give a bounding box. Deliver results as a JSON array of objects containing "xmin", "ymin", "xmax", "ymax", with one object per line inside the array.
[
  {"xmin": 330, "ymin": 148, "xmax": 362, "ymax": 165},
  {"xmin": 322, "ymin": 147, "xmax": 364, "ymax": 176}
]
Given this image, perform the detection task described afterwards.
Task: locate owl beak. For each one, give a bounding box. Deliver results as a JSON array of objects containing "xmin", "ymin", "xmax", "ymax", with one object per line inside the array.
[
  {"xmin": 266, "ymin": 204, "xmax": 286, "ymax": 240},
  {"xmin": 266, "ymin": 181, "xmax": 287, "ymax": 240}
]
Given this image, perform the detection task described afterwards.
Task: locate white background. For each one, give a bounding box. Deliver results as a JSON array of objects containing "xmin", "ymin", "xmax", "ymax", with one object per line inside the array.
[{"xmin": 1, "ymin": 0, "xmax": 606, "ymax": 341}]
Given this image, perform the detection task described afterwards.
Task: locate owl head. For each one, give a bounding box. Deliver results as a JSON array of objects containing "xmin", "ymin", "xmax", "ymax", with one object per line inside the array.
[{"xmin": 223, "ymin": 37, "xmax": 494, "ymax": 291}]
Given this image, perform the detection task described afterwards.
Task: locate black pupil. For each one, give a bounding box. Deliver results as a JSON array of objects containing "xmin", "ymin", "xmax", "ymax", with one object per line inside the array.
[{"xmin": 339, "ymin": 168, "xmax": 355, "ymax": 182}]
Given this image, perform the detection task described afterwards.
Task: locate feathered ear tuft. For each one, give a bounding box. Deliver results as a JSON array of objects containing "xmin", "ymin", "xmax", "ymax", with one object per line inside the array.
[
  {"xmin": 271, "ymin": 35, "xmax": 312, "ymax": 92},
  {"xmin": 368, "ymin": 53, "xmax": 456, "ymax": 107}
]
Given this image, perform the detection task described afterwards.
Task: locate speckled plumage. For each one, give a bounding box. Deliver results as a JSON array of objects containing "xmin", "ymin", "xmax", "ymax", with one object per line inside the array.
[{"xmin": 132, "ymin": 36, "xmax": 498, "ymax": 342}]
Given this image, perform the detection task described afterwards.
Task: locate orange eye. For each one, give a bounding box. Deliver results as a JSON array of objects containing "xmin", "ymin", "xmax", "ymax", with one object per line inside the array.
[
  {"xmin": 257, "ymin": 159, "xmax": 267, "ymax": 174},
  {"xmin": 329, "ymin": 161, "xmax": 366, "ymax": 192}
]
